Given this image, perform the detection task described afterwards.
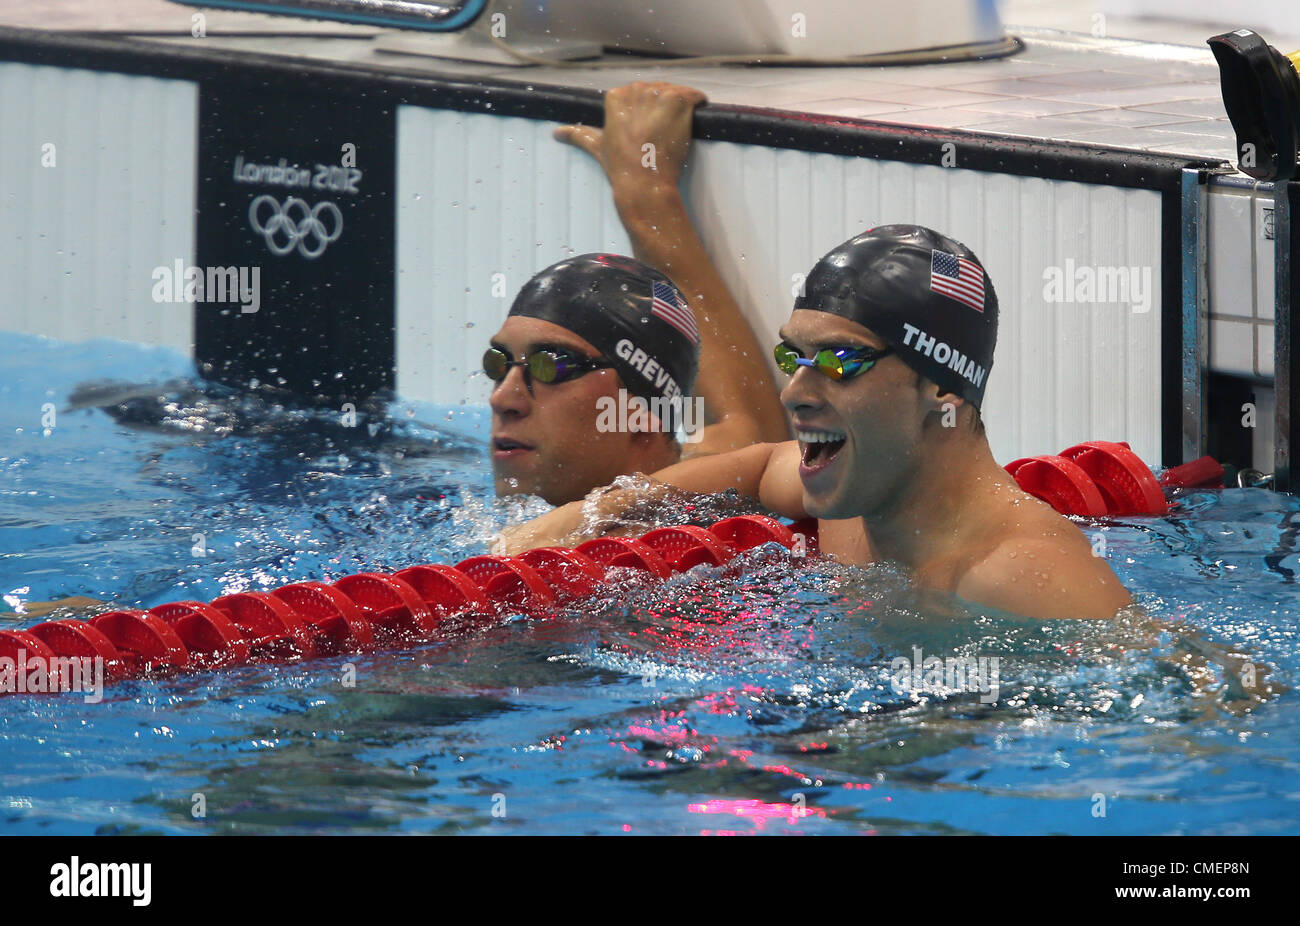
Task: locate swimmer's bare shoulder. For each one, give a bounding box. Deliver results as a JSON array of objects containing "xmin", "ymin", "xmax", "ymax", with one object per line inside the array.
[{"xmin": 954, "ymin": 509, "xmax": 1131, "ymax": 620}]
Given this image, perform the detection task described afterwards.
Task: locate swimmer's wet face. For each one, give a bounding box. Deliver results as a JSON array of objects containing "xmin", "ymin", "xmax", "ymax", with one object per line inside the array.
[
  {"xmin": 489, "ymin": 316, "xmax": 667, "ymax": 506},
  {"xmin": 785, "ymin": 224, "xmax": 998, "ymax": 518},
  {"xmin": 779, "ymin": 311, "xmax": 933, "ymax": 520},
  {"xmin": 490, "ymin": 252, "xmax": 700, "ymax": 506}
]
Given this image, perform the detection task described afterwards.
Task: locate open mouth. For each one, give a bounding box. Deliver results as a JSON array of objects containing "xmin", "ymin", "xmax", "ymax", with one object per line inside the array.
[{"xmin": 796, "ymin": 429, "xmax": 846, "ymax": 472}]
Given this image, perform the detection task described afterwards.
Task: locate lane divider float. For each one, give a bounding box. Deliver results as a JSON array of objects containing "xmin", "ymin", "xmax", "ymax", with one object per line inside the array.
[
  {"xmin": 0, "ymin": 444, "xmax": 1224, "ymax": 695},
  {"xmin": 0, "ymin": 515, "xmax": 796, "ymax": 696},
  {"xmin": 1005, "ymin": 441, "xmax": 1224, "ymax": 516}
]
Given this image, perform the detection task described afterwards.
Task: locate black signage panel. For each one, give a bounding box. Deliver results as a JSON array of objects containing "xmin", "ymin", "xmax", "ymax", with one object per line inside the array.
[{"xmin": 195, "ymin": 81, "xmax": 396, "ymax": 403}]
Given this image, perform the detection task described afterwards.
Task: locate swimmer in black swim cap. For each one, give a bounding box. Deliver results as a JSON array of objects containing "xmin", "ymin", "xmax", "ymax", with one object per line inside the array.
[
  {"xmin": 778, "ymin": 224, "xmax": 1003, "ymax": 519},
  {"xmin": 507, "ymin": 223, "xmax": 1132, "ymax": 621},
  {"xmin": 792, "ymin": 224, "xmax": 998, "ymax": 409},
  {"xmin": 488, "ymin": 254, "xmax": 702, "ymax": 504},
  {"xmin": 773, "ymin": 225, "xmax": 1126, "ymax": 619},
  {"xmin": 487, "ymin": 82, "xmax": 787, "ymax": 506}
]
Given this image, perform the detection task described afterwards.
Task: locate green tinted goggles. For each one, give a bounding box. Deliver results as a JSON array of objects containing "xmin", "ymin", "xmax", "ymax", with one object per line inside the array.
[{"xmin": 773, "ymin": 341, "xmax": 893, "ymax": 381}]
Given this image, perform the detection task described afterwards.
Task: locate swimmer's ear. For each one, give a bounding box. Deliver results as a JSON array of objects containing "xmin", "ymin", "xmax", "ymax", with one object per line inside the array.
[
  {"xmin": 921, "ymin": 384, "xmax": 971, "ymax": 430},
  {"xmin": 919, "ymin": 378, "xmax": 966, "ymax": 414}
]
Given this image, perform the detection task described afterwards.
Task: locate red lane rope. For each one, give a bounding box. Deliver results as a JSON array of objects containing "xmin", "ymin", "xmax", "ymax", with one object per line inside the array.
[
  {"xmin": 1006, "ymin": 441, "xmax": 1222, "ymax": 517},
  {"xmin": 3, "ymin": 444, "xmax": 1219, "ymax": 696},
  {"xmin": 0, "ymin": 515, "xmax": 797, "ymax": 696}
]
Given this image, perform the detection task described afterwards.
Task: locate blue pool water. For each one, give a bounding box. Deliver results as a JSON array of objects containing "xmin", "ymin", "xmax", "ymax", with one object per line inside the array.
[{"xmin": 2, "ymin": 332, "xmax": 1299, "ymax": 835}]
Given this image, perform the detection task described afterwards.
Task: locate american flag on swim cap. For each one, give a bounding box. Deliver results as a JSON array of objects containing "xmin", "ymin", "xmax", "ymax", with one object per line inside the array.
[
  {"xmin": 930, "ymin": 250, "xmax": 985, "ymax": 312},
  {"xmin": 651, "ymin": 280, "xmax": 699, "ymax": 344}
]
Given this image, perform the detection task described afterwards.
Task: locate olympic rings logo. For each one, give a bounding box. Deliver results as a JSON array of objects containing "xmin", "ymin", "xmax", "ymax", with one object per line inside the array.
[{"xmin": 248, "ymin": 194, "xmax": 344, "ymax": 259}]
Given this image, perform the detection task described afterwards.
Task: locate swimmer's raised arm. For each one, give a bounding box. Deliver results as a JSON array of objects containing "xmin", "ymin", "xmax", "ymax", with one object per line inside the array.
[{"xmin": 556, "ymin": 82, "xmax": 789, "ymax": 455}]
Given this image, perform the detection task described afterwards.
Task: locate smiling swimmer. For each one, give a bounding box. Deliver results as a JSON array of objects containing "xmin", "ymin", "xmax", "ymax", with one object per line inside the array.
[{"xmin": 500, "ymin": 225, "xmax": 1132, "ymax": 621}]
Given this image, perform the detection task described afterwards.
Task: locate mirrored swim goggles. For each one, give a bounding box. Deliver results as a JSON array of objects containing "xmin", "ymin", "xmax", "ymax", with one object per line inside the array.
[
  {"xmin": 773, "ymin": 342, "xmax": 893, "ymax": 381},
  {"xmin": 483, "ymin": 346, "xmax": 613, "ymax": 390}
]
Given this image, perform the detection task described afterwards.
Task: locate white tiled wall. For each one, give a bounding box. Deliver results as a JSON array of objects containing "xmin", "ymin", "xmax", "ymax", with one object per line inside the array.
[
  {"xmin": 396, "ymin": 104, "xmax": 1167, "ymax": 465},
  {"xmin": 1207, "ymin": 182, "xmax": 1275, "ymax": 379},
  {"xmin": 1253, "ymin": 386, "xmax": 1277, "ymax": 473},
  {"xmin": 0, "ymin": 62, "xmax": 198, "ymax": 351},
  {"xmin": 395, "ymin": 109, "xmax": 634, "ymax": 411},
  {"xmin": 0, "ymin": 54, "xmax": 1271, "ymax": 472}
]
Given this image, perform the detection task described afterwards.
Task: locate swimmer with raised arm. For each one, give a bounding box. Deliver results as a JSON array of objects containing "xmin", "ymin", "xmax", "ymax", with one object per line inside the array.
[
  {"xmin": 556, "ymin": 83, "xmax": 786, "ymax": 455},
  {"xmin": 20, "ymin": 82, "xmax": 788, "ymax": 616},
  {"xmin": 501, "ymin": 225, "xmax": 1133, "ymax": 622},
  {"xmin": 487, "ymin": 83, "xmax": 788, "ymax": 506}
]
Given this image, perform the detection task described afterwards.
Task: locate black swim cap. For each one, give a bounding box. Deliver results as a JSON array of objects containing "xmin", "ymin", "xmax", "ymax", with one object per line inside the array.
[
  {"xmin": 508, "ymin": 254, "xmax": 700, "ymax": 424},
  {"xmin": 794, "ymin": 225, "xmax": 998, "ymax": 407}
]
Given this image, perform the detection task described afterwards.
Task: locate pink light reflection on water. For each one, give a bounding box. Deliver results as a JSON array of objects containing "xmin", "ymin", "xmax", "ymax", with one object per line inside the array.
[{"xmin": 686, "ymin": 798, "xmax": 829, "ymax": 827}]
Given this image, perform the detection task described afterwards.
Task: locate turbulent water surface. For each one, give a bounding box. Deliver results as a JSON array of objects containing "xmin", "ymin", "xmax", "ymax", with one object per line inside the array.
[{"xmin": 2, "ymin": 334, "xmax": 1298, "ymax": 835}]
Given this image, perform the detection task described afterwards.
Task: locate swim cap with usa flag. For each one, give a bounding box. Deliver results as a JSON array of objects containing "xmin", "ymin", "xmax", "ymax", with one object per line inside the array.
[
  {"xmin": 794, "ymin": 225, "xmax": 998, "ymax": 407},
  {"xmin": 508, "ymin": 253, "xmax": 700, "ymax": 424}
]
